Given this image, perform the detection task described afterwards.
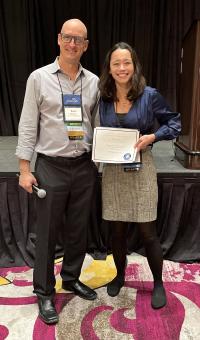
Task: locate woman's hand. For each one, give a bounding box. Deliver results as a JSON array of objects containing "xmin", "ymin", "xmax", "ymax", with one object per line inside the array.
[{"xmin": 134, "ymin": 134, "xmax": 156, "ymax": 152}]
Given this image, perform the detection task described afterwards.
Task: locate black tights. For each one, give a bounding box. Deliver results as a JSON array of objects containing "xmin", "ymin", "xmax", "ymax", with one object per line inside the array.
[
  {"xmin": 138, "ymin": 221, "xmax": 163, "ymax": 284},
  {"xmin": 110, "ymin": 220, "xmax": 163, "ymax": 284},
  {"xmin": 110, "ymin": 221, "xmax": 128, "ymax": 277}
]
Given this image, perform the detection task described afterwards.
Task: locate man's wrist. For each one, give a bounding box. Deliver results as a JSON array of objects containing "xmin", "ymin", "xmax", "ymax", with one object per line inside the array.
[
  {"xmin": 19, "ymin": 169, "xmax": 31, "ymax": 174},
  {"xmin": 19, "ymin": 159, "xmax": 31, "ymax": 174}
]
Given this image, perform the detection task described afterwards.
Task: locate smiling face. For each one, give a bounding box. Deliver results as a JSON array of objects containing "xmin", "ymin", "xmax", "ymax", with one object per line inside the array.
[
  {"xmin": 109, "ymin": 48, "xmax": 134, "ymax": 87},
  {"xmin": 58, "ymin": 19, "xmax": 88, "ymax": 66}
]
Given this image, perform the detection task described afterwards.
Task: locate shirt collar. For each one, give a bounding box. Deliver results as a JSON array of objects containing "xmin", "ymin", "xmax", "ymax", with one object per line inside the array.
[
  {"xmin": 48, "ymin": 58, "xmax": 60, "ymax": 73},
  {"xmin": 50, "ymin": 57, "xmax": 85, "ymax": 78}
]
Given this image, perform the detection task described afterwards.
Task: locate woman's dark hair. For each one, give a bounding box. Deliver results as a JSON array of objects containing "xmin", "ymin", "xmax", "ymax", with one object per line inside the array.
[{"xmin": 99, "ymin": 42, "xmax": 146, "ymax": 102}]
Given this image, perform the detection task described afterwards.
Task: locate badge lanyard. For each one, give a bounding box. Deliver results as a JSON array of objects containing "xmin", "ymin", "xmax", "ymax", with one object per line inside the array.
[{"xmin": 57, "ymin": 73, "xmax": 84, "ymax": 140}]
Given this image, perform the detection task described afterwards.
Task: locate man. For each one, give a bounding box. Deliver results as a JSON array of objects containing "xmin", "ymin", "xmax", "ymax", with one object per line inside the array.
[{"xmin": 16, "ymin": 19, "xmax": 99, "ymax": 324}]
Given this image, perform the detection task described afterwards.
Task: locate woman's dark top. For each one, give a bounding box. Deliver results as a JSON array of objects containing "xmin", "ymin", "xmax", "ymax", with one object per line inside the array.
[{"xmin": 100, "ymin": 86, "xmax": 181, "ymax": 141}]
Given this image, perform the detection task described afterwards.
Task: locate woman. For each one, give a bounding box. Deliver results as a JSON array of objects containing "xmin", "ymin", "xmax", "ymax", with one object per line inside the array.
[{"xmin": 98, "ymin": 42, "xmax": 181, "ymax": 309}]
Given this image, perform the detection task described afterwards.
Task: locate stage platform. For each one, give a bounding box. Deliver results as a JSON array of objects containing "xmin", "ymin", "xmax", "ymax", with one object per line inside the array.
[
  {"xmin": 0, "ymin": 136, "xmax": 200, "ymax": 267},
  {"xmin": 0, "ymin": 136, "xmax": 200, "ymax": 175}
]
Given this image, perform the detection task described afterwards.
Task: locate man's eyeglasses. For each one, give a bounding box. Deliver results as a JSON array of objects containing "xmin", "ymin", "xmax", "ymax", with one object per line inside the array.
[{"xmin": 60, "ymin": 33, "xmax": 87, "ymax": 45}]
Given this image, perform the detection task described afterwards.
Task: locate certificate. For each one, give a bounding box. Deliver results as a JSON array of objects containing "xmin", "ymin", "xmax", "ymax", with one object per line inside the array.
[{"xmin": 92, "ymin": 127, "xmax": 140, "ymax": 163}]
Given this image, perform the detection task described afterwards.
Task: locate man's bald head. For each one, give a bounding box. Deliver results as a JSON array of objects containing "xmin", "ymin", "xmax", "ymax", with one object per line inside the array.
[{"xmin": 61, "ymin": 19, "xmax": 87, "ymax": 39}]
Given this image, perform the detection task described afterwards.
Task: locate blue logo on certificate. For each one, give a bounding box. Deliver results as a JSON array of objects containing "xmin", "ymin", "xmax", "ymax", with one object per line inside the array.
[{"xmin": 123, "ymin": 153, "xmax": 131, "ymax": 160}]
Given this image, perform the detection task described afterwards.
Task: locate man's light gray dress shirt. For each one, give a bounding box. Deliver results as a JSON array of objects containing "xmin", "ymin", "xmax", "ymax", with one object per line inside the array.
[{"xmin": 16, "ymin": 58, "xmax": 99, "ymax": 161}]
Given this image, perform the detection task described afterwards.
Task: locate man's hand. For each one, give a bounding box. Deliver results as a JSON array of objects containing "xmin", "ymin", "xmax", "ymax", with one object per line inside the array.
[
  {"xmin": 134, "ymin": 134, "xmax": 156, "ymax": 152},
  {"xmin": 18, "ymin": 159, "xmax": 38, "ymax": 193},
  {"xmin": 19, "ymin": 172, "xmax": 38, "ymax": 193}
]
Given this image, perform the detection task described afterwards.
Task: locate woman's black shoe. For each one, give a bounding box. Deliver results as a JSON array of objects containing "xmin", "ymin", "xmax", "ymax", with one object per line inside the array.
[
  {"xmin": 151, "ymin": 284, "xmax": 167, "ymax": 309},
  {"xmin": 107, "ymin": 276, "xmax": 124, "ymax": 297}
]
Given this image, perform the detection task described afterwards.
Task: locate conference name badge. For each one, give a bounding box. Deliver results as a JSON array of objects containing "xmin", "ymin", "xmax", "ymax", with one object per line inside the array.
[
  {"xmin": 62, "ymin": 94, "xmax": 84, "ymax": 140},
  {"xmin": 63, "ymin": 94, "xmax": 82, "ymax": 122}
]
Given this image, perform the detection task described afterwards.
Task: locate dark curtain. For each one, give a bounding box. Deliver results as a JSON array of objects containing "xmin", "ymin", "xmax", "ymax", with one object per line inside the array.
[
  {"xmin": 0, "ymin": 0, "xmax": 200, "ymax": 135},
  {"xmin": 1, "ymin": 174, "xmax": 200, "ymax": 267}
]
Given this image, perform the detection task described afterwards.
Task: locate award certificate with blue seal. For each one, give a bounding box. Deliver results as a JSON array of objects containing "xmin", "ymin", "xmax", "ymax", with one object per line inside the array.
[{"xmin": 92, "ymin": 127, "xmax": 140, "ymax": 163}]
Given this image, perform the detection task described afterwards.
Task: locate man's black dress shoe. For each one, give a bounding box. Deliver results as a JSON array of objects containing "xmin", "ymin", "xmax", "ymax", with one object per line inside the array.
[
  {"xmin": 62, "ymin": 280, "xmax": 97, "ymax": 300},
  {"xmin": 38, "ymin": 297, "xmax": 59, "ymax": 324}
]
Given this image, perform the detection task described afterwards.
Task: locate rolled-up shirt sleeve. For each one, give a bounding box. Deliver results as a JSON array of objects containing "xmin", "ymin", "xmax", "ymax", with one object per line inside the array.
[
  {"xmin": 152, "ymin": 89, "xmax": 181, "ymax": 141},
  {"xmin": 16, "ymin": 73, "xmax": 41, "ymax": 161}
]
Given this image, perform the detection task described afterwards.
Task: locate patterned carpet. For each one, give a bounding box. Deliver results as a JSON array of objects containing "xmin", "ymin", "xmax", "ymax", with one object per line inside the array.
[{"xmin": 0, "ymin": 254, "xmax": 200, "ymax": 340}]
